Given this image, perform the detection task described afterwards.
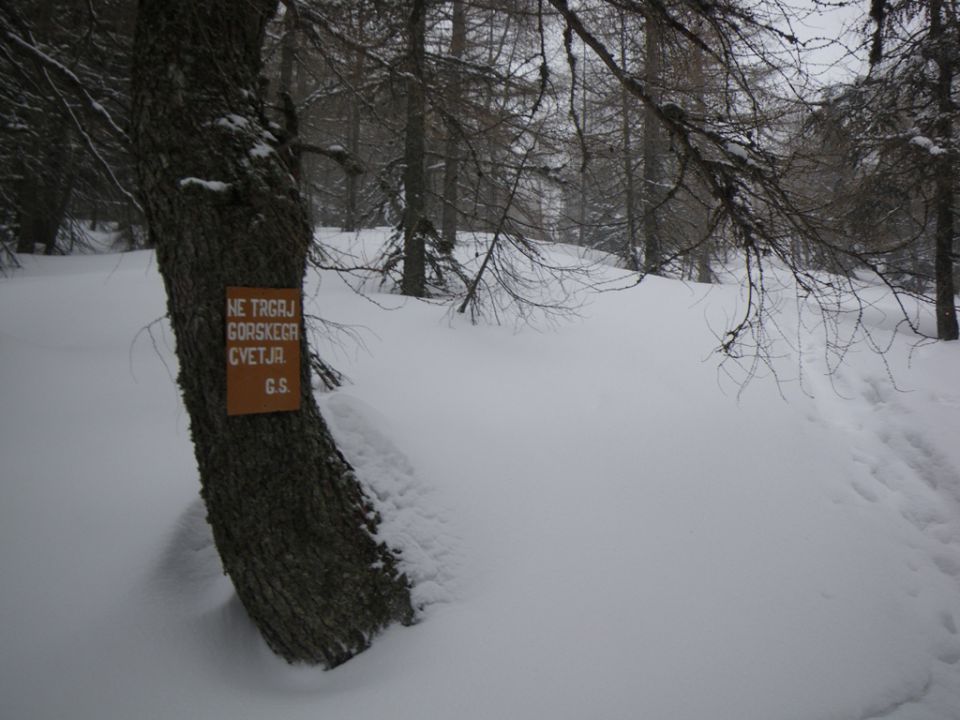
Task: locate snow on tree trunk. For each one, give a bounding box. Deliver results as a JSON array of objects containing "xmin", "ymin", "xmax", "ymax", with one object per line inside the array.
[{"xmin": 130, "ymin": 0, "xmax": 413, "ymax": 667}]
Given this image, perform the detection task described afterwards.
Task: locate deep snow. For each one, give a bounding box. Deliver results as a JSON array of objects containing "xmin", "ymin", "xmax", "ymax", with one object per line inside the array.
[{"xmin": 1, "ymin": 229, "xmax": 959, "ymax": 720}]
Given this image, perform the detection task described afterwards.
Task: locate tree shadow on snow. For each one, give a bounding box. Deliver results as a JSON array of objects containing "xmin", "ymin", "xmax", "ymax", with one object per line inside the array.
[{"xmin": 150, "ymin": 498, "xmax": 298, "ymax": 688}]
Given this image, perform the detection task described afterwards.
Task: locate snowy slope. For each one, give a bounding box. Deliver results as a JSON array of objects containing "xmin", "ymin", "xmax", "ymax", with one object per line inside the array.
[{"xmin": 1, "ymin": 230, "xmax": 959, "ymax": 720}]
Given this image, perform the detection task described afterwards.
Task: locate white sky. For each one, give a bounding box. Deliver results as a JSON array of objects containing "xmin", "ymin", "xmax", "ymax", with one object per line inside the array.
[{"xmin": 789, "ymin": 0, "xmax": 870, "ymax": 85}]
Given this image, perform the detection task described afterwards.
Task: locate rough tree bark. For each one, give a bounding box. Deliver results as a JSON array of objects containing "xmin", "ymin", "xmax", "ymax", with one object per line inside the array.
[{"xmin": 131, "ymin": 0, "xmax": 413, "ymax": 667}]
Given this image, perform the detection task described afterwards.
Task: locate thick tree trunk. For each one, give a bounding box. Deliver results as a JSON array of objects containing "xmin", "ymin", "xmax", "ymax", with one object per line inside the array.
[
  {"xmin": 930, "ymin": 0, "xmax": 959, "ymax": 340},
  {"xmin": 131, "ymin": 0, "xmax": 413, "ymax": 667},
  {"xmin": 401, "ymin": 0, "xmax": 428, "ymax": 297}
]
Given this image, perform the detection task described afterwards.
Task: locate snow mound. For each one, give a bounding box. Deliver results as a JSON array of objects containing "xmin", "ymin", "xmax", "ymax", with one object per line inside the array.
[
  {"xmin": 2, "ymin": 233, "xmax": 960, "ymax": 720},
  {"xmin": 322, "ymin": 392, "xmax": 459, "ymax": 612}
]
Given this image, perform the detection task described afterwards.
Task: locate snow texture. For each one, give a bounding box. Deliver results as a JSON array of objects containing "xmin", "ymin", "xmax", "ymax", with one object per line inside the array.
[
  {"xmin": 1, "ymin": 229, "xmax": 959, "ymax": 720},
  {"xmin": 248, "ymin": 141, "xmax": 273, "ymax": 159},
  {"xmin": 214, "ymin": 114, "xmax": 252, "ymax": 132},
  {"xmin": 178, "ymin": 177, "xmax": 231, "ymax": 192},
  {"xmin": 909, "ymin": 136, "xmax": 948, "ymax": 156}
]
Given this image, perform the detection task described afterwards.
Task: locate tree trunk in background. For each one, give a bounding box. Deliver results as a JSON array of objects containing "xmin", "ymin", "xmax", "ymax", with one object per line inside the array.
[
  {"xmin": 344, "ymin": 44, "xmax": 363, "ymax": 232},
  {"xmin": 641, "ymin": 10, "xmax": 663, "ymax": 274},
  {"xmin": 131, "ymin": 0, "xmax": 413, "ymax": 667},
  {"xmin": 16, "ymin": 172, "xmax": 74, "ymax": 255},
  {"xmin": 439, "ymin": 0, "xmax": 466, "ymax": 254},
  {"xmin": 277, "ymin": 7, "xmax": 303, "ymax": 187},
  {"xmin": 343, "ymin": 5, "xmax": 367, "ymax": 233},
  {"xmin": 619, "ymin": 11, "xmax": 638, "ymax": 270},
  {"xmin": 578, "ymin": 35, "xmax": 588, "ymax": 247},
  {"xmin": 930, "ymin": 0, "xmax": 959, "ymax": 340},
  {"xmin": 16, "ymin": 121, "xmax": 75, "ymax": 255},
  {"xmin": 278, "ymin": 7, "xmax": 296, "ymax": 102},
  {"xmin": 401, "ymin": 0, "xmax": 428, "ymax": 296},
  {"xmin": 690, "ymin": 33, "xmax": 712, "ymax": 284}
]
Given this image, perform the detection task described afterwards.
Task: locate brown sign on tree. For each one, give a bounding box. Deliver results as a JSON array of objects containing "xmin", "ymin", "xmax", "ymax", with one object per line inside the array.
[{"xmin": 226, "ymin": 287, "xmax": 301, "ymax": 416}]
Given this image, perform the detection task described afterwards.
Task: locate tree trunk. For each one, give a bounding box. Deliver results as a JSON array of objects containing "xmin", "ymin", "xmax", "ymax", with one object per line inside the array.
[
  {"xmin": 131, "ymin": 0, "xmax": 413, "ymax": 667},
  {"xmin": 401, "ymin": 0, "xmax": 428, "ymax": 297},
  {"xmin": 439, "ymin": 0, "xmax": 466, "ymax": 254},
  {"xmin": 930, "ymin": 0, "xmax": 959, "ymax": 340},
  {"xmin": 619, "ymin": 11, "xmax": 639, "ymax": 270},
  {"xmin": 15, "ymin": 168, "xmax": 43, "ymax": 254},
  {"xmin": 277, "ymin": 8, "xmax": 304, "ymax": 188},
  {"xmin": 641, "ymin": 10, "xmax": 663, "ymax": 274},
  {"xmin": 344, "ymin": 44, "xmax": 363, "ymax": 232},
  {"xmin": 278, "ymin": 7, "xmax": 296, "ymax": 102},
  {"xmin": 689, "ymin": 30, "xmax": 712, "ymax": 284},
  {"xmin": 343, "ymin": 6, "xmax": 367, "ymax": 234},
  {"xmin": 16, "ymin": 119, "xmax": 75, "ymax": 255},
  {"xmin": 578, "ymin": 36, "xmax": 588, "ymax": 247}
]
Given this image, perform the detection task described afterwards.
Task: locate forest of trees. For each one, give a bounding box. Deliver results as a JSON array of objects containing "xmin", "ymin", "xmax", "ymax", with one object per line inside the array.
[
  {"xmin": 4, "ymin": 0, "xmax": 958, "ymax": 339},
  {"xmin": 2, "ymin": 0, "xmax": 958, "ymax": 666}
]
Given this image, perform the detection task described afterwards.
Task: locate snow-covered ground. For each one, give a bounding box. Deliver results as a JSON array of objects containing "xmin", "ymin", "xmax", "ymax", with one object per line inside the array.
[{"xmin": 2, "ymin": 229, "xmax": 959, "ymax": 720}]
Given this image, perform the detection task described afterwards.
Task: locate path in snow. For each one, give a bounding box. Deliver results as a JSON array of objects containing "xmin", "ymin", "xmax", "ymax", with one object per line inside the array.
[{"xmin": 801, "ymin": 340, "xmax": 960, "ymax": 719}]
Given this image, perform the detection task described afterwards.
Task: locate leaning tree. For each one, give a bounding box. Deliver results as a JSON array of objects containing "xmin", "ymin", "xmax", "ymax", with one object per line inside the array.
[{"xmin": 131, "ymin": 0, "xmax": 413, "ymax": 666}]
